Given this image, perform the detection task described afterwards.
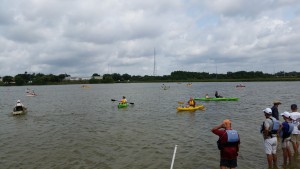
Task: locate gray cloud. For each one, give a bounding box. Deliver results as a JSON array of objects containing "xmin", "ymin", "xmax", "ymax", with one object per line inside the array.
[{"xmin": 0, "ymin": 0, "xmax": 300, "ymax": 77}]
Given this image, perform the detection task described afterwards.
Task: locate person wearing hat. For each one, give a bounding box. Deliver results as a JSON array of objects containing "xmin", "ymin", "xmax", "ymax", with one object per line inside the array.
[
  {"xmin": 261, "ymin": 108, "xmax": 280, "ymax": 168},
  {"xmin": 211, "ymin": 119, "xmax": 240, "ymax": 169},
  {"xmin": 279, "ymin": 111, "xmax": 293, "ymax": 165},
  {"xmin": 14, "ymin": 100, "xmax": 25, "ymax": 111},
  {"xmin": 289, "ymin": 104, "xmax": 300, "ymax": 155},
  {"xmin": 271, "ymin": 101, "xmax": 281, "ymax": 120}
]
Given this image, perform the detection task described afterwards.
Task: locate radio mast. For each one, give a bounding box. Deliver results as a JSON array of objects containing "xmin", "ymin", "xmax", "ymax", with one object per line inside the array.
[{"xmin": 153, "ymin": 48, "xmax": 157, "ymax": 76}]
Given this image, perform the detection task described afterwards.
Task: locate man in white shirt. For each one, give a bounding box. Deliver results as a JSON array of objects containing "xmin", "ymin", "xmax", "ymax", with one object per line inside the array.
[
  {"xmin": 15, "ymin": 100, "xmax": 25, "ymax": 111},
  {"xmin": 289, "ymin": 104, "xmax": 300, "ymax": 155}
]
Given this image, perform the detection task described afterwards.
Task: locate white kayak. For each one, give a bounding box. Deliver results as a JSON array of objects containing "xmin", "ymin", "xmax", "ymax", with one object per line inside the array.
[
  {"xmin": 12, "ymin": 107, "xmax": 27, "ymax": 115},
  {"xmin": 27, "ymin": 94, "xmax": 37, "ymax": 97}
]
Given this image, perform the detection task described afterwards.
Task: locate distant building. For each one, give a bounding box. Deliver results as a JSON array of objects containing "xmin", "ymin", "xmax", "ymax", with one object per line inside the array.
[
  {"xmin": 64, "ymin": 76, "xmax": 92, "ymax": 81},
  {"xmin": 92, "ymin": 75, "xmax": 103, "ymax": 80}
]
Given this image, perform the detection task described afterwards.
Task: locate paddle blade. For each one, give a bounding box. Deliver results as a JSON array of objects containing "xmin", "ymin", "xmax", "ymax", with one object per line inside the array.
[
  {"xmin": 129, "ymin": 102, "xmax": 134, "ymax": 105},
  {"xmin": 111, "ymin": 99, "xmax": 117, "ymax": 101},
  {"xmin": 178, "ymin": 101, "xmax": 184, "ymax": 104}
]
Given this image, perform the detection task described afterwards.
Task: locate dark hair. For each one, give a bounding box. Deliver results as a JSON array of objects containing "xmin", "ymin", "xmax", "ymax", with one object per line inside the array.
[{"xmin": 291, "ymin": 104, "xmax": 297, "ymax": 110}]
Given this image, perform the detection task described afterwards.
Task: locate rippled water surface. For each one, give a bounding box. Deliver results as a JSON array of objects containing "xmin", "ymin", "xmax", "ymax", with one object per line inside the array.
[{"xmin": 1, "ymin": 82, "xmax": 300, "ymax": 169}]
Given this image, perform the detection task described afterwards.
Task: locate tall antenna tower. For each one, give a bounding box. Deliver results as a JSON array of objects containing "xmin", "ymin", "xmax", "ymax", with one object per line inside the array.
[{"xmin": 153, "ymin": 48, "xmax": 157, "ymax": 76}]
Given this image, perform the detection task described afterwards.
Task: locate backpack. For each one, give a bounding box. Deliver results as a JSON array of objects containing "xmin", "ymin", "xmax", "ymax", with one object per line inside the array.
[
  {"xmin": 217, "ymin": 130, "xmax": 239, "ymax": 150},
  {"xmin": 269, "ymin": 117, "xmax": 280, "ymax": 135},
  {"xmin": 279, "ymin": 122, "xmax": 293, "ymax": 140}
]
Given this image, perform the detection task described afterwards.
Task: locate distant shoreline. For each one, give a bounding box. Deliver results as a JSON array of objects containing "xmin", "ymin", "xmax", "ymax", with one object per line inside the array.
[{"xmin": 1, "ymin": 78, "xmax": 300, "ymax": 86}]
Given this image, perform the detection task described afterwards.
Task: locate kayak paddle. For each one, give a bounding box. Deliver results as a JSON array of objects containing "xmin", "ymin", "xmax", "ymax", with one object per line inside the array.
[{"xmin": 111, "ymin": 99, "xmax": 134, "ymax": 105}]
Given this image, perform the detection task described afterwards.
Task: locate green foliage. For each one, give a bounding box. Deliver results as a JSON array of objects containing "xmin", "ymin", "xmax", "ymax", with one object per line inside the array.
[
  {"xmin": 2, "ymin": 76, "xmax": 13, "ymax": 83},
  {"xmin": 14, "ymin": 75, "xmax": 25, "ymax": 85},
  {"xmin": 2, "ymin": 70, "xmax": 300, "ymax": 86},
  {"xmin": 92, "ymin": 73, "xmax": 100, "ymax": 77},
  {"xmin": 89, "ymin": 78, "xmax": 101, "ymax": 84}
]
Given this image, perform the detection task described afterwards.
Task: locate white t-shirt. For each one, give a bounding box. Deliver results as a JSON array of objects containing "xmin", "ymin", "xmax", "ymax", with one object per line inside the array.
[
  {"xmin": 290, "ymin": 111, "xmax": 300, "ymax": 134},
  {"xmin": 16, "ymin": 103, "xmax": 23, "ymax": 107}
]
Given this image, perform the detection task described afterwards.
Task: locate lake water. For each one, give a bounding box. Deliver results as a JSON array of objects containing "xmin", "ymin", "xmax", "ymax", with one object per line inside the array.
[{"xmin": 1, "ymin": 82, "xmax": 300, "ymax": 169}]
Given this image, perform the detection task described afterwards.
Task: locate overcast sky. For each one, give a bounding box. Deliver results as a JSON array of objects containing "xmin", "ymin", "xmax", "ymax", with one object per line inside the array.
[{"xmin": 1, "ymin": 0, "xmax": 300, "ymax": 77}]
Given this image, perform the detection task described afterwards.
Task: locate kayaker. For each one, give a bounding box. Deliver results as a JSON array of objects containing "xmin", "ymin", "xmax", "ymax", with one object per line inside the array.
[
  {"xmin": 187, "ymin": 97, "xmax": 195, "ymax": 107},
  {"xmin": 14, "ymin": 100, "xmax": 25, "ymax": 111},
  {"xmin": 215, "ymin": 91, "xmax": 223, "ymax": 98},
  {"xmin": 205, "ymin": 94, "xmax": 210, "ymax": 99},
  {"xmin": 120, "ymin": 96, "xmax": 127, "ymax": 104},
  {"xmin": 211, "ymin": 119, "xmax": 240, "ymax": 169}
]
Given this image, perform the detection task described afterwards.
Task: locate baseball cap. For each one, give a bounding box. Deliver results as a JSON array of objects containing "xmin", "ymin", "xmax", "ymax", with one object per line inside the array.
[
  {"xmin": 223, "ymin": 119, "xmax": 231, "ymax": 127},
  {"xmin": 281, "ymin": 111, "xmax": 290, "ymax": 118},
  {"xmin": 291, "ymin": 104, "xmax": 297, "ymax": 110},
  {"xmin": 263, "ymin": 108, "xmax": 272, "ymax": 114}
]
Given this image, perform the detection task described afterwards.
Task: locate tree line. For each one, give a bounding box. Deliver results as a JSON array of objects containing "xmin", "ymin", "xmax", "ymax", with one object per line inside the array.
[{"xmin": 1, "ymin": 70, "xmax": 300, "ymax": 86}]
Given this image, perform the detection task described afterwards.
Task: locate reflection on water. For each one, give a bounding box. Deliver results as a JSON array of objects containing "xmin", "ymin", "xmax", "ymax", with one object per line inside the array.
[{"xmin": 1, "ymin": 82, "xmax": 300, "ymax": 168}]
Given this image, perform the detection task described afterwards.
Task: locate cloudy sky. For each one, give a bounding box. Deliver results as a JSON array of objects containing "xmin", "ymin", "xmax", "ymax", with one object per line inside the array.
[{"xmin": 1, "ymin": 0, "xmax": 300, "ymax": 77}]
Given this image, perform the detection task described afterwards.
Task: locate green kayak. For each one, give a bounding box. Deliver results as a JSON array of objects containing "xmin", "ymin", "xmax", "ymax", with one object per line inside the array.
[
  {"xmin": 118, "ymin": 103, "xmax": 129, "ymax": 108},
  {"xmin": 194, "ymin": 97, "xmax": 239, "ymax": 101}
]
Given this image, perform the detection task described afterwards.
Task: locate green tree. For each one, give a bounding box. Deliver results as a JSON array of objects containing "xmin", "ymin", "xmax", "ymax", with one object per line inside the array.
[
  {"xmin": 14, "ymin": 75, "xmax": 25, "ymax": 85},
  {"xmin": 2, "ymin": 76, "xmax": 14, "ymax": 84},
  {"xmin": 122, "ymin": 73, "xmax": 131, "ymax": 81}
]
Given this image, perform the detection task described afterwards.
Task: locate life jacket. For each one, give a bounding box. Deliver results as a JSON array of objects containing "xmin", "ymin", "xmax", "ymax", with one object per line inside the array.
[
  {"xmin": 188, "ymin": 100, "xmax": 195, "ymax": 106},
  {"xmin": 269, "ymin": 117, "xmax": 280, "ymax": 136},
  {"xmin": 260, "ymin": 117, "xmax": 280, "ymax": 137},
  {"xmin": 217, "ymin": 130, "xmax": 239, "ymax": 150},
  {"xmin": 279, "ymin": 122, "xmax": 294, "ymax": 141}
]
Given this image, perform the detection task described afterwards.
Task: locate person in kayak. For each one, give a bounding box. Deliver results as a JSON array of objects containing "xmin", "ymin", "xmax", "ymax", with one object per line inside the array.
[
  {"xmin": 187, "ymin": 97, "xmax": 195, "ymax": 107},
  {"xmin": 120, "ymin": 96, "xmax": 127, "ymax": 104},
  {"xmin": 215, "ymin": 91, "xmax": 223, "ymax": 98},
  {"xmin": 205, "ymin": 94, "xmax": 210, "ymax": 99},
  {"xmin": 14, "ymin": 100, "xmax": 25, "ymax": 111}
]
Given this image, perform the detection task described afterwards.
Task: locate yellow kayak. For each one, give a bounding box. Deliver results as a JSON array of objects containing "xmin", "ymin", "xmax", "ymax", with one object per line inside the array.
[{"xmin": 176, "ymin": 105, "xmax": 205, "ymax": 111}]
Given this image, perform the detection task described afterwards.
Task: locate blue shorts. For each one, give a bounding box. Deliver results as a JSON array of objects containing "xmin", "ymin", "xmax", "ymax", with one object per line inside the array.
[{"xmin": 220, "ymin": 159, "xmax": 237, "ymax": 168}]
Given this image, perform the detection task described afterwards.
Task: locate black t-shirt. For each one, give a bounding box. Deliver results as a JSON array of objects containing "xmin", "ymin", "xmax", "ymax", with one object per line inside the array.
[{"xmin": 271, "ymin": 106, "xmax": 279, "ymax": 120}]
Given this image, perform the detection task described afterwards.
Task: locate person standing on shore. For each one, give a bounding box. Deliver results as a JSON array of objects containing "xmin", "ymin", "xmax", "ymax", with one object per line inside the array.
[
  {"xmin": 290, "ymin": 104, "xmax": 300, "ymax": 155},
  {"xmin": 212, "ymin": 119, "xmax": 240, "ymax": 169},
  {"xmin": 271, "ymin": 101, "xmax": 281, "ymax": 120},
  {"xmin": 279, "ymin": 111, "xmax": 293, "ymax": 166},
  {"xmin": 261, "ymin": 108, "xmax": 279, "ymax": 168}
]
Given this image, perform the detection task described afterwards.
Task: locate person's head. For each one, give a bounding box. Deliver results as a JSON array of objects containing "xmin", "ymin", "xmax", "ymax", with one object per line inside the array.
[
  {"xmin": 123, "ymin": 96, "xmax": 126, "ymax": 99},
  {"xmin": 17, "ymin": 100, "xmax": 20, "ymax": 103},
  {"xmin": 281, "ymin": 111, "xmax": 291, "ymax": 121},
  {"xmin": 291, "ymin": 104, "xmax": 297, "ymax": 112},
  {"xmin": 190, "ymin": 97, "xmax": 193, "ymax": 100},
  {"xmin": 263, "ymin": 108, "xmax": 272, "ymax": 118},
  {"xmin": 223, "ymin": 119, "xmax": 231, "ymax": 129},
  {"xmin": 273, "ymin": 100, "xmax": 281, "ymax": 106}
]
